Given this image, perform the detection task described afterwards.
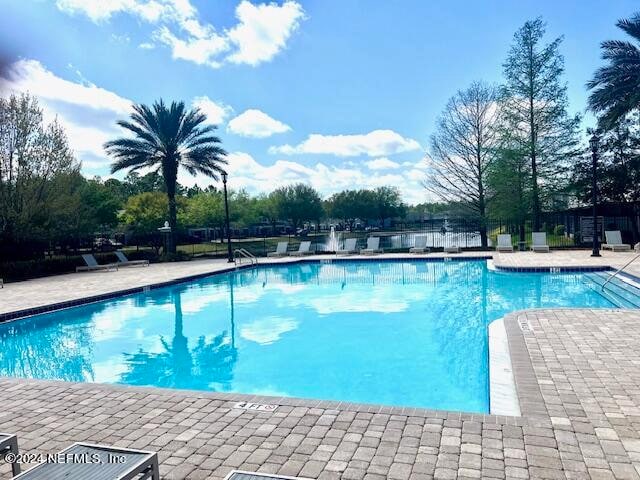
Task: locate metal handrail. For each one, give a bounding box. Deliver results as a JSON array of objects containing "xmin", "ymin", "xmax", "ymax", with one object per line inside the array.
[
  {"xmin": 602, "ymin": 252, "xmax": 640, "ymax": 291},
  {"xmin": 234, "ymin": 248, "xmax": 258, "ymax": 266}
]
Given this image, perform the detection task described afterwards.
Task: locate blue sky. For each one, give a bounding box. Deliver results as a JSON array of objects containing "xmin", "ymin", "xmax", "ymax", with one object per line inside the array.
[{"xmin": 0, "ymin": 0, "xmax": 637, "ymax": 204}]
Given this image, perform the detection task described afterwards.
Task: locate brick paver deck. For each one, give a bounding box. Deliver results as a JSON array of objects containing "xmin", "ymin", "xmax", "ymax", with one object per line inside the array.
[{"xmin": 1, "ymin": 308, "xmax": 639, "ymax": 479}]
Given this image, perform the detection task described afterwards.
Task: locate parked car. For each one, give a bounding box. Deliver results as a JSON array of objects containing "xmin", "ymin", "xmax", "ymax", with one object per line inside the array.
[{"xmin": 93, "ymin": 238, "xmax": 122, "ymax": 252}]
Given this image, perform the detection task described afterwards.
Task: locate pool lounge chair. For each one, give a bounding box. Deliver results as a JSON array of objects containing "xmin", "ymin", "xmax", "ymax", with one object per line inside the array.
[
  {"xmin": 603, "ymin": 231, "xmax": 631, "ymax": 251},
  {"xmin": 290, "ymin": 241, "xmax": 313, "ymax": 256},
  {"xmin": 76, "ymin": 254, "xmax": 119, "ymax": 272},
  {"xmin": 115, "ymin": 251, "xmax": 150, "ymax": 267},
  {"xmin": 496, "ymin": 234, "xmax": 514, "ymax": 252},
  {"xmin": 13, "ymin": 442, "xmax": 159, "ymax": 480},
  {"xmin": 531, "ymin": 232, "xmax": 550, "ymax": 252},
  {"xmin": 267, "ymin": 241, "xmax": 289, "ymax": 257},
  {"xmin": 409, "ymin": 235, "xmax": 430, "ymax": 254},
  {"xmin": 361, "ymin": 237, "xmax": 383, "ymax": 255},
  {"xmin": 0, "ymin": 432, "xmax": 20, "ymax": 476},
  {"xmin": 444, "ymin": 245, "xmax": 461, "ymax": 253},
  {"xmin": 336, "ymin": 238, "xmax": 358, "ymax": 255}
]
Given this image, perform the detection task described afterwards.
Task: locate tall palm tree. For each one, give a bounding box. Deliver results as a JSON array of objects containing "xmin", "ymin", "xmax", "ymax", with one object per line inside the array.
[
  {"xmin": 587, "ymin": 13, "xmax": 640, "ymax": 129},
  {"xmin": 105, "ymin": 100, "xmax": 227, "ymax": 253}
]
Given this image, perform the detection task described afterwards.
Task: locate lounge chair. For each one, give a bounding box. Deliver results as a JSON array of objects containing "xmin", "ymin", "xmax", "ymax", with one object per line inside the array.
[
  {"xmin": 267, "ymin": 241, "xmax": 289, "ymax": 257},
  {"xmin": 496, "ymin": 234, "xmax": 514, "ymax": 252},
  {"xmin": 290, "ymin": 241, "xmax": 313, "ymax": 256},
  {"xmin": 409, "ymin": 235, "xmax": 430, "ymax": 254},
  {"xmin": 444, "ymin": 245, "xmax": 461, "ymax": 253},
  {"xmin": 13, "ymin": 442, "xmax": 159, "ymax": 480},
  {"xmin": 531, "ymin": 232, "xmax": 550, "ymax": 252},
  {"xmin": 336, "ymin": 238, "xmax": 358, "ymax": 255},
  {"xmin": 361, "ymin": 237, "xmax": 383, "ymax": 255},
  {"xmin": 603, "ymin": 231, "xmax": 631, "ymax": 251},
  {"xmin": 76, "ymin": 254, "xmax": 118, "ymax": 272},
  {"xmin": 115, "ymin": 251, "xmax": 150, "ymax": 267},
  {"xmin": 0, "ymin": 432, "xmax": 20, "ymax": 476}
]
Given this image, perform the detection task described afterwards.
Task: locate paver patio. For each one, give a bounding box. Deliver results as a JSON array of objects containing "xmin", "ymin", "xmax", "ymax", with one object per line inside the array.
[{"xmin": 2, "ymin": 251, "xmax": 640, "ymax": 479}]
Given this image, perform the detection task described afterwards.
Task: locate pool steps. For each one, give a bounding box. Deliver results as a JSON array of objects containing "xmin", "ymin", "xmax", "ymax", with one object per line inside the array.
[{"xmin": 584, "ymin": 272, "xmax": 640, "ymax": 308}]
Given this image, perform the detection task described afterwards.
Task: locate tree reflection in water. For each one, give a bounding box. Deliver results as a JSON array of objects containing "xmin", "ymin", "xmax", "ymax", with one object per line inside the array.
[
  {"xmin": 120, "ymin": 284, "xmax": 238, "ymax": 391},
  {"xmin": 0, "ymin": 309, "xmax": 95, "ymax": 382}
]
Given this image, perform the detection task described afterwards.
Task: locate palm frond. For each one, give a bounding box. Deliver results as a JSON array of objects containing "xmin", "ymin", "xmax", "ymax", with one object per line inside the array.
[
  {"xmin": 105, "ymin": 99, "xmax": 229, "ymax": 184},
  {"xmin": 617, "ymin": 14, "xmax": 640, "ymax": 43},
  {"xmin": 587, "ymin": 13, "xmax": 640, "ymax": 127}
]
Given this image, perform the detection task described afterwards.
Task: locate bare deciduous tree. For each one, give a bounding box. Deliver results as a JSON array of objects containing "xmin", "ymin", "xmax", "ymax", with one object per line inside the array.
[{"xmin": 425, "ymin": 81, "xmax": 501, "ymax": 247}]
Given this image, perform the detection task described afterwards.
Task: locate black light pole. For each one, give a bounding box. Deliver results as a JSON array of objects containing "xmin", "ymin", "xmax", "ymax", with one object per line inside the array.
[
  {"xmin": 222, "ymin": 171, "xmax": 233, "ymax": 263},
  {"xmin": 590, "ymin": 131, "xmax": 601, "ymax": 257}
]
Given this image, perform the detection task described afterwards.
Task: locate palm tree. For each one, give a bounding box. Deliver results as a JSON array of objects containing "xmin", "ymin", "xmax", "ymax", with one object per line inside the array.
[
  {"xmin": 587, "ymin": 13, "xmax": 640, "ymax": 129},
  {"xmin": 105, "ymin": 100, "xmax": 227, "ymax": 253}
]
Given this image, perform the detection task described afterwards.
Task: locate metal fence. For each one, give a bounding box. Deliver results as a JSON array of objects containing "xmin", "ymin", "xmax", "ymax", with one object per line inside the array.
[{"xmin": 175, "ymin": 215, "xmax": 637, "ymax": 257}]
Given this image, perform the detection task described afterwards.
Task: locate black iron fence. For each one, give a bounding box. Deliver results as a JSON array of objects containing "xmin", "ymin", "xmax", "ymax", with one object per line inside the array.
[{"xmin": 182, "ymin": 215, "xmax": 638, "ymax": 257}]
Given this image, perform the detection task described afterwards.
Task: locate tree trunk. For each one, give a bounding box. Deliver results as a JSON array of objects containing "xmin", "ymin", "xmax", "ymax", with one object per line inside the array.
[{"xmin": 167, "ymin": 192, "xmax": 177, "ymax": 254}]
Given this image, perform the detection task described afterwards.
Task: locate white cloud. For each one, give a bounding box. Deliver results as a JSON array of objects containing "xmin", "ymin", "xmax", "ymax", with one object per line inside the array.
[
  {"xmin": 366, "ymin": 157, "xmax": 400, "ymax": 170},
  {"xmin": 270, "ymin": 129, "xmax": 421, "ymax": 157},
  {"xmin": 192, "ymin": 96, "xmax": 233, "ymax": 125},
  {"xmin": 0, "ymin": 59, "xmax": 133, "ymax": 170},
  {"xmin": 226, "ymin": 1, "xmax": 305, "ymax": 66},
  {"xmin": 177, "ymin": 152, "xmax": 428, "ymax": 205},
  {"xmin": 154, "ymin": 25, "xmax": 228, "ymax": 68},
  {"xmin": 227, "ymin": 109, "xmax": 291, "ymax": 138},
  {"xmin": 3, "ymin": 59, "xmax": 132, "ymax": 114},
  {"xmin": 55, "ymin": 0, "xmax": 305, "ymax": 68},
  {"xmin": 55, "ymin": 0, "xmax": 167, "ymax": 23}
]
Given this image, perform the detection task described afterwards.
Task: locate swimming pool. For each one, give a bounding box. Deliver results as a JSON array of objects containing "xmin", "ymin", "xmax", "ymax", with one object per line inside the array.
[{"xmin": 0, "ymin": 260, "xmax": 618, "ymax": 413}]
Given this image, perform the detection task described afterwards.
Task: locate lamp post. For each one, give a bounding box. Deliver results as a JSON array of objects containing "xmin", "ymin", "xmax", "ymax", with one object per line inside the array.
[
  {"xmin": 222, "ymin": 171, "xmax": 233, "ymax": 263},
  {"xmin": 158, "ymin": 221, "xmax": 171, "ymax": 255},
  {"xmin": 590, "ymin": 131, "xmax": 601, "ymax": 257}
]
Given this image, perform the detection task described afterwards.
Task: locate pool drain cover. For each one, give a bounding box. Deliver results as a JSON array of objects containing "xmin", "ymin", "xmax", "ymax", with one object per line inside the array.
[{"xmin": 225, "ymin": 471, "xmax": 310, "ymax": 480}]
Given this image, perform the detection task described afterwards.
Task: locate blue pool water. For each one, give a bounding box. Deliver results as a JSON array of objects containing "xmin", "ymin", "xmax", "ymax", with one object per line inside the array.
[{"xmin": 0, "ymin": 260, "xmax": 617, "ymax": 412}]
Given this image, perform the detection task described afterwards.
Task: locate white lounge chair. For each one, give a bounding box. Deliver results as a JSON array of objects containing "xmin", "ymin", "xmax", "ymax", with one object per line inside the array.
[
  {"xmin": 531, "ymin": 232, "xmax": 549, "ymax": 252},
  {"xmin": 76, "ymin": 254, "xmax": 118, "ymax": 272},
  {"xmin": 267, "ymin": 241, "xmax": 289, "ymax": 257},
  {"xmin": 336, "ymin": 238, "xmax": 358, "ymax": 255},
  {"xmin": 361, "ymin": 237, "xmax": 383, "ymax": 255},
  {"xmin": 496, "ymin": 234, "xmax": 514, "ymax": 252},
  {"xmin": 115, "ymin": 251, "xmax": 150, "ymax": 266},
  {"xmin": 444, "ymin": 245, "xmax": 461, "ymax": 253},
  {"xmin": 290, "ymin": 241, "xmax": 313, "ymax": 256},
  {"xmin": 603, "ymin": 231, "xmax": 631, "ymax": 251},
  {"xmin": 409, "ymin": 235, "xmax": 430, "ymax": 254}
]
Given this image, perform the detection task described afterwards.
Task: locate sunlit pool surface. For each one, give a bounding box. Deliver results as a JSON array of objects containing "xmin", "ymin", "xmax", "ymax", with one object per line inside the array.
[{"xmin": 0, "ymin": 260, "xmax": 617, "ymax": 413}]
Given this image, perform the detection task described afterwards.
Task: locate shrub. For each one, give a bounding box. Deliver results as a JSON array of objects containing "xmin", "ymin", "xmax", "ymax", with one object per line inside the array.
[
  {"xmin": 553, "ymin": 225, "xmax": 565, "ymax": 236},
  {"xmin": 0, "ymin": 251, "xmax": 162, "ymax": 283},
  {"xmin": 159, "ymin": 251, "xmax": 191, "ymax": 262}
]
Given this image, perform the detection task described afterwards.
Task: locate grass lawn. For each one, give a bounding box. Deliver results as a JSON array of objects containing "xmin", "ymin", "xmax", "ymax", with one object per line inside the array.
[{"xmin": 488, "ymin": 225, "xmax": 575, "ymax": 247}]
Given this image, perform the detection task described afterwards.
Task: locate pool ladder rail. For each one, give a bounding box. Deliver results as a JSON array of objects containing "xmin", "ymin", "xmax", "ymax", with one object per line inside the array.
[
  {"xmin": 602, "ymin": 253, "xmax": 640, "ymax": 291},
  {"xmin": 233, "ymin": 248, "xmax": 258, "ymax": 266}
]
